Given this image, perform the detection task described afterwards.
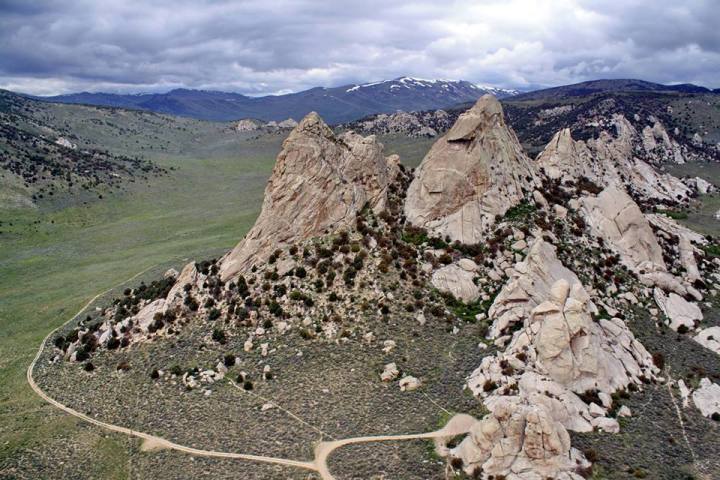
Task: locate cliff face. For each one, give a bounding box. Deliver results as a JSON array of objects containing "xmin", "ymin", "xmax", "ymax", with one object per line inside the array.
[
  {"xmin": 219, "ymin": 112, "xmax": 399, "ymax": 280},
  {"xmin": 404, "ymin": 95, "xmax": 538, "ymax": 244}
]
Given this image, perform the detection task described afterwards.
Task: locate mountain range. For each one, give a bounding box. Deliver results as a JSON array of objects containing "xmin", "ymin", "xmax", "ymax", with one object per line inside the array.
[{"xmin": 38, "ymin": 77, "xmax": 517, "ymax": 124}]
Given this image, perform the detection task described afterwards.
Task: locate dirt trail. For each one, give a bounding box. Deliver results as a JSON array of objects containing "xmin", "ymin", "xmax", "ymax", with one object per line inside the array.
[{"xmin": 27, "ymin": 264, "xmax": 475, "ymax": 478}]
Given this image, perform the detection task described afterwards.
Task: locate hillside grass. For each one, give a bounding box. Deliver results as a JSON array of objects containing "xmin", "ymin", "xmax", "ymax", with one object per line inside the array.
[{"xmin": 0, "ymin": 134, "xmax": 282, "ymax": 475}]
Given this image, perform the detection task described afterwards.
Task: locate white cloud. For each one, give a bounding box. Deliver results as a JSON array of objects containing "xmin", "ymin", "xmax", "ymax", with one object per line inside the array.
[{"xmin": 0, "ymin": 0, "xmax": 718, "ymax": 95}]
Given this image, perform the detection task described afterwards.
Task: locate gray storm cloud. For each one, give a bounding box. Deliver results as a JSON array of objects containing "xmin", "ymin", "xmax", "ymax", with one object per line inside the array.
[{"xmin": 1, "ymin": 0, "xmax": 719, "ymax": 95}]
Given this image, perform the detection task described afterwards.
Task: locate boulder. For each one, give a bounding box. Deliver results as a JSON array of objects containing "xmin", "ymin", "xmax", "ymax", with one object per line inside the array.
[
  {"xmin": 399, "ymin": 376, "xmax": 421, "ymax": 391},
  {"xmin": 404, "ymin": 95, "xmax": 537, "ymax": 244},
  {"xmin": 219, "ymin": 112, "xmax": 399, "ymax": 280},
  {"xmin": 581, "ymin": 186, "xmax": 665, "ymax": 271},
  {"xmin": 653, "ymin": 288, "xmax": 702, "ymax": 331},
  {"xmin": 380, "ymin": 363, "xmax": 399, "ymax": 382},
  {"xmin": 431, "ymin": 264, "xmax": 479, "ymax": 303},
  {"xmin": 694, "ymin": 327, "xmax": 720, "ymax": 355},
  {"xmin": 692, "ymin": 378, "xmax": 720, "ymax": 418}
]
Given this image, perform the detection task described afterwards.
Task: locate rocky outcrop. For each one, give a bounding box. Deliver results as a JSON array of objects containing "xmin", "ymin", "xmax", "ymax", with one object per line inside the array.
[
  {"xmin": 449, "ymin": 397, "xmax": 589, "ymax": 479},
  {"xmin": 347, "ymin": 110, "xmax": 452, "ymax": 138},
  {"xmin": 235, "ymin": 119, "xmax": 264, "ymax": 132},
  {"xmin": 404, "ymin": 95, "xmax": 537, "ymax": 244},
  {"xmin": 653, "ymin": 288, "xmax": 703, "ymax": 331},
  {"xmin": 692, "ymin": 378, "xmax": 720, "ymax": 418},
  {"xmin": 694, "ymin": 327, "xmax": 720, "ymax": 355},
  {"xmin": 536, "ymin": 120, "xmax": 693, "ymax": 203},
  {"xmin": 219, "ymin": 112, "xmax": 399, "ymax": 280},
  {"xmin": 487, "ymin": 238, "xmax": 588, "ymax": 338},
  {"xmin": 277, "ymin": 118, "xmax": 298, "ymax": 129},
  {"xmin": 580, "ymin": 186, "xmax": 665, "ymax": 271},
  {"xmin": 536, "ymin": 128, "xmax": 595, "ymax": 182},
  {"xmin": 431, "ymin": 263, "xmax": 479, "ymax": 303},
  {"xmin": 55, "ymin": 137, "xmax": 77, "ymax": 149},
  {"xmin": 470, "ymin": 278, "xmax": 654, "ymax": 420}
]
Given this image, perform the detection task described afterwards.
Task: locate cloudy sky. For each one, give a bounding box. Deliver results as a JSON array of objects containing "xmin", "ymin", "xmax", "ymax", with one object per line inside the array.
[{"xmin": 1, "ymin": 0, "xmax": 719, "ymax": 96}]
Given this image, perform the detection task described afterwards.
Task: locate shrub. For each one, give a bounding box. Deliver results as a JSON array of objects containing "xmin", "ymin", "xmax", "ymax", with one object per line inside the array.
[
  {"xmin": 150, "ymin": 369, "xmax": 160, "ymax": 379},
  {"xmin": 211, "ymin": 328, "xmax": 226, "ymax": 344},
  {"xmin": 224, "ymin": 354, "xmax": 236, "ymax": 367},
  {"xmin": 117, "ymin": 361, "xmax": 130, "ymax": 371},
  {"xmin": 438, "ymin": 253, "xmax": 452, "ymax": 265},
  {"xmin": 75, "ymin": 349, "xmax": 89, "ymax": 362},
  {"xmin": 652, "ymin": 352, "xmax": 665, "ymax": 370},
  {"xmin": 664, "ymin": 210, "xmax": 688, "ymax": 220},
  {"xmin": 268, "ymin": 301, "xmax": 283, "ymax": 317},
  {"xmin": 294, "ymin": 266, "xmax": 307, "ymax": 278},
  {"xmin": 83, "ymin": 362, "xmax": 95, "ymax": 372},
  {"xmin": 243, "ymin": 380, "xmax": 254, "ymax": 391},
  {"xmin": 207, "ymin": 308, "xmax": 221, "ymax": 321},
  {"xmin": 504, "ymin": 201, "xmax": 535, "ymax": 221}
]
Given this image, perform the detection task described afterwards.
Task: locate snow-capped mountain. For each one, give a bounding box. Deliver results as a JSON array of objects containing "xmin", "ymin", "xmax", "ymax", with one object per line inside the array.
[{"xmin": 40, "ymin": 77, "xmax": 518, "ymax": 124}]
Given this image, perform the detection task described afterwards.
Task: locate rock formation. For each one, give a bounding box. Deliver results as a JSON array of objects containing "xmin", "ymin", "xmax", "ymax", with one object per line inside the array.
[
  {"xmin": 580, "ymin": 186, "xmax": 665, "ymax": 272},
  {"xmin": 431, "ymin": 263, "xmax": 479, "ymax": 303},
  {"xmin": 235, "ymin": 118, "xmax": 263, "ymax": 132},
  {"xmin": 449, "ymin": 397, "xmax": 589, "ymax": 479},
  {"xmin": 487, "ymin": 238, "xmax": 589, "ymax": 338},
  {"xmin": 470, "ymin": 274, "xmax": 654, "ymax": 428},
  {"xmin": 694, "ymin": 327, "xmax": 720, "ymax": 355},
  {"xmin": 404, "ymin": 95, "xmax": 538, "ymax": 244},
  {"xmin": 692, "ymin": 378, "xmax": 720, "ymax": 418},
  {"xmin": 219, "ymin": 112, "xmax": 399, "ymax": 280},
  {"xmin": 536, "ymin": 121, "xmax": 693, "ymax": 203},
  {"xmin": 653, "ymin": 288, "xmax": 703, "ymax": 331}
]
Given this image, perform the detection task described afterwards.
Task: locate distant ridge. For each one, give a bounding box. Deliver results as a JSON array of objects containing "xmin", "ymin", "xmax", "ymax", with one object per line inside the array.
[
  {"xmin": 511, "ymin": 78, "xmax": 712, "ymax": 101},
  {"xmin": 35, "ymin": 77, "xmax": 517, "ymax": 124}
]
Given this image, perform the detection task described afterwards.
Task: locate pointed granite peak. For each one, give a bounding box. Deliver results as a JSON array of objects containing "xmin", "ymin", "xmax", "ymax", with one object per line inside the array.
[
  {"xmin": 403, "ymin": 95, "xmax": 538, "ymax": 244},
  {"xmin": 446, "ymin": 94, "xmax": 504, "ymax": 142},
  {"xmin": 219, "ymin": 114, "xmax": 398, "ymax": 280},
  {"xmin": 294, "ymin": 111, "xmax": 334, "ymax": 139}
]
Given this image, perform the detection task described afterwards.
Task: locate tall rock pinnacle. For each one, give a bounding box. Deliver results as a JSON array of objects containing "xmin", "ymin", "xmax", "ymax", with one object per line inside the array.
[
  {"xmin": 219, "ymin": 112, "xmax": 398, "ymax": 280},
  {"xmin": 403, "ymin": 94, "xmax": 538, "ymax": 244}
]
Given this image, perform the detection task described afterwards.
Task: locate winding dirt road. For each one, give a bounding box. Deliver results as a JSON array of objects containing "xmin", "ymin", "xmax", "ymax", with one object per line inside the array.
[{"xmin": 27, "ymin": 265, "xmax": 475, "ymax": 479}]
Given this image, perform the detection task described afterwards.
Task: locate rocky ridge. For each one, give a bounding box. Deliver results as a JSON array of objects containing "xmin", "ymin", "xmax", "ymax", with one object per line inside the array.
[{"xmin": 46, "ymin": 95, "xmax": 720, "ymax": 479}]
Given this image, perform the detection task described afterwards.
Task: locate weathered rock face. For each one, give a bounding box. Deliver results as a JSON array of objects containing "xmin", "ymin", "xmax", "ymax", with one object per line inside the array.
[
  {"xmin": 536, "ymin": 120, "xmax": 693, "ymax": 203},
  {"xmin": 450, "ymin": 397, "xmax": 589, "ymax": 479},
  {"xmin": 487, "ymin": 238, "xmax": 588, "ymax": 338},
  {"xmin": 694, "ymin": 327, "xmax": 720, "ymax": 355},
  {"xmin": 219, "ymin": 112, "xmax": 399, "ymax": 280},
  {"xmin": 653, "ymin": 288, "xmax": 703, "ymax": 331},
  {"xmin": 692, "ymin": 378, "xmax": 720, "ymax": 418},
  {"xmin": 536, "ymin": 128, "xmax": 595, "ymax": 182},
  {"xmin": 581, "ymin": 186, "xmax": 665, "ymax": 272},
  {"xmin": 471, "ymin": 278, "xmax": 654, "ymax": 403},
  {"xmin": 431, "ymin": 263, "xmax": 479, "ymax": 303},
  {"xmin": 235, "ymin": 119, "xmax": 263, "ymax": 132},
  {"xmin": 468, "ymin": 243, "xmax": 656, "ymax": 434},
  {"xmin": 404, "ymin": 95, "xmax": 537, "ymax": 244}
]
